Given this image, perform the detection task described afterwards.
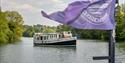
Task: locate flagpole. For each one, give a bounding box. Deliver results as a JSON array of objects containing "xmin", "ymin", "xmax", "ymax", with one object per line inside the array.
[
  {"xmin": 108, "ymin": 0, "xmax": 118, "ymax": 63},
  {"xmin": 109, "ymin": 30, "xmax": 115, "ymax": 63}
]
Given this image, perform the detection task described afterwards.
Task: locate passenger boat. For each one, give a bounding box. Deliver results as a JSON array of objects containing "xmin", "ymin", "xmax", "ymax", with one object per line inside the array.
[{"xmin": 33, "ymin": 31, "xmax": 76, "ymax": 46}]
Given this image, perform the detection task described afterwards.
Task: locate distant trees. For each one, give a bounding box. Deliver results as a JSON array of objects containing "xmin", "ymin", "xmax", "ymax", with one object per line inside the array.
[
  {"xmin": 42, "ymin": 26, "xmax": 56, "ymax": 33},
  {"xmin": 56, "ymin": 24, "xmax": 72, "ymax": 32},
  {"xmin": 0, "ymin": 11, "xmax": 24, "ymax": 44},
  {"xmin": 23, "ymin": 25, "xmax": 34, "ymax": 37},
  {"xmin": 23, "ymin": 24, "xmax": 56, "ymax": 37}
]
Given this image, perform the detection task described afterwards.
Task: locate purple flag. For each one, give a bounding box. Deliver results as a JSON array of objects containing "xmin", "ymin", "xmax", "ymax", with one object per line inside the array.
[{"xmin": 41, "ymin": 0, "xmax": 116, "ymax": 30}]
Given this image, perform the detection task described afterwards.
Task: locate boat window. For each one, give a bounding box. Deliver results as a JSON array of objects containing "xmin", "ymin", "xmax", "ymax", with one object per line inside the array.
[{"xmin": 41, "ymin": 36, "xmax": 43, "ymax": 40}]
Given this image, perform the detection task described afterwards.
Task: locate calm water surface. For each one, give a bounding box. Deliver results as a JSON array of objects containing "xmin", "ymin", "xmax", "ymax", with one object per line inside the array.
[{"xmin": 0, "ymin": 37, "xmax": 125, "ymax": 63}]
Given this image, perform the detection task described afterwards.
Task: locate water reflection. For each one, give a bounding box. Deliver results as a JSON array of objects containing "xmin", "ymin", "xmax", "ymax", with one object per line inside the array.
[{"xmin": 33, "ymin": 45, "xmax": 76, "ymax": 63}]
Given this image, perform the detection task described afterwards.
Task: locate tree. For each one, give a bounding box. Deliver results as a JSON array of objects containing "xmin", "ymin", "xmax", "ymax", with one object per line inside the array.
[
  {"xmin": 0, "ymin": 12, "xmax": 10, "ymax": 44},
  {"xmin": 23, "ymin": 25, "xmax": 34, "ymax": 37},
  {"xmin": 5, "ymin": 11, "xmax": 24, "ymax": 42},
  {"xmin": 115, "ymin": 4, "xmax": 125, "ymax": 41}
]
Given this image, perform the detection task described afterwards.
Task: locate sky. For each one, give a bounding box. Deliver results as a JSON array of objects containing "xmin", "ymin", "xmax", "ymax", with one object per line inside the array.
[{"xmin": 1, "ymin": 0, "xmax": 125, "ymax": 26}]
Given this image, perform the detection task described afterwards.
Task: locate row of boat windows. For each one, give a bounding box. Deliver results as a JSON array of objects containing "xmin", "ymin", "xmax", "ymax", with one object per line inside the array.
[{"xmin": 36, "ymin": 35, "xmax": 59, "ymax": 40}]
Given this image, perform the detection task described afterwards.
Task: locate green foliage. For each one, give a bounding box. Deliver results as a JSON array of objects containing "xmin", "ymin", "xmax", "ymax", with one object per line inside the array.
[
  {"xmin": 23, "ymin": 25, "xmax": 34, "ymax": 37},
  {"xmin": 43, "ymin": 26, "xmax": 56, "ymax": 33},
  {"xmin": 56, "ymin": 24, "xmax": 72, "ymax": 32},
  {"xmin": 115, "ymin": 4, "xmax": 125, "ymax": 41},
  {"xmin": 0, "ymin": 12, "xmax": 10, "ymax": 44},
  {"xmin": 0, "ymin": 11, "xmax": 24, "ymax": 44},
  {"xmin": 5, "ymin": 11, "xmax": 24, "ymax": 42}
]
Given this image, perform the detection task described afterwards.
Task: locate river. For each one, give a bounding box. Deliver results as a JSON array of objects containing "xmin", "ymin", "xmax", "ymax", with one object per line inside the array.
[{"xmin": 0, "ymin": 37, "xmax": 125, "ymax": 63}]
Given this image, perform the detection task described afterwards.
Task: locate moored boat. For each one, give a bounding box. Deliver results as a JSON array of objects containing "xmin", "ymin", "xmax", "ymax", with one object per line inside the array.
[{"xmin": 33, "ymin": 31, "xmax": 76, "ymax": 46}]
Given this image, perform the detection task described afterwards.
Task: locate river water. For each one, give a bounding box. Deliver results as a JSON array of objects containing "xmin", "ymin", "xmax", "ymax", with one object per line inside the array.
[{"xmin": 0, "ymin": 37, "xmax": 125, "ymax": 63}]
